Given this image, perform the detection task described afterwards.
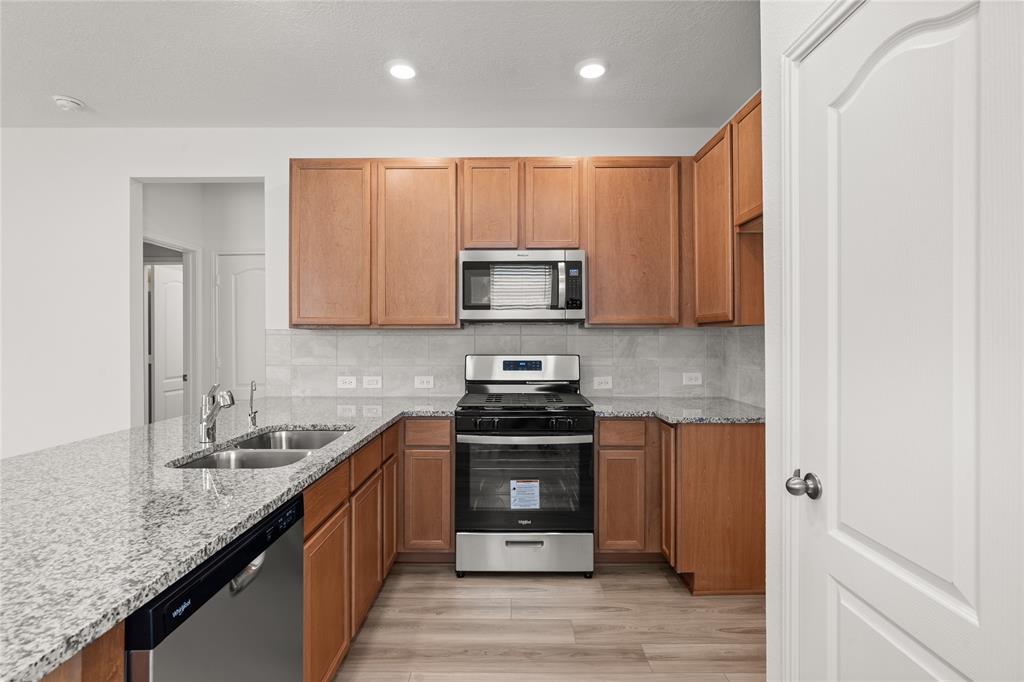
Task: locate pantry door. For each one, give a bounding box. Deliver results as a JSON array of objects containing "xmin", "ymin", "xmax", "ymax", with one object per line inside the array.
[{"xmin": 782, "ymin": 1, "xmax": 1023, "ymax": 679}]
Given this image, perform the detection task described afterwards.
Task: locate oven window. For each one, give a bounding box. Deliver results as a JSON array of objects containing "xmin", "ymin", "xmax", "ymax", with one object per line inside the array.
[{"xmin": 468, "ymin": 446, "xmax": 582, "ymax": 512}]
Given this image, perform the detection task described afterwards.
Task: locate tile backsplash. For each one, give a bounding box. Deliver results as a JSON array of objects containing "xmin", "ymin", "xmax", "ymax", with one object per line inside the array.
[{"xmin": 266, "ymin": 324, "xmax": 764, "ymax": 404}]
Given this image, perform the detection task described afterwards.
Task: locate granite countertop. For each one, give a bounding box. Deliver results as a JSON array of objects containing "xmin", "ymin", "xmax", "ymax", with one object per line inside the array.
[{"xmin": 0, "ymin": 395, "xmax": 762, "ymax": 681}]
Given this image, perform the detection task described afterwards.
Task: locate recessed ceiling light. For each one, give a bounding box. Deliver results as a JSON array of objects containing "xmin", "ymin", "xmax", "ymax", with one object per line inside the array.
[
  {"xmin": 576, "ymin": 60, "xmax": 607, "ymax": 80},
  {"xmin": 51, "ymin": 94, "xmax": 86, "ymax": 111},
  {"xmin": 387, "ymin": 61, "xmax": 416, "ymax": 80}
]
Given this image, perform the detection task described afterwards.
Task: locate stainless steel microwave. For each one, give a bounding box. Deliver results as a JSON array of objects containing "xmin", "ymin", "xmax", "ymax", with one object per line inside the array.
[{"xmin": 458, "ymin": 250, "xmax": 586, "ymax": 322}]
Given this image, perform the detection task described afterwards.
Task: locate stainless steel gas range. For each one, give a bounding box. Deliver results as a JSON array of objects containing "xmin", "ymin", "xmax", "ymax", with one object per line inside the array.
[{"xmin": 454, "ymin": 354, "xmax": 595, "ymax": 578}]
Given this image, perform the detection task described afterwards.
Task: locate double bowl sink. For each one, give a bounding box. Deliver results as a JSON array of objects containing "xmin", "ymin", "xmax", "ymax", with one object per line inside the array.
[{"xmin": 176, "ymin": 428, "xmax": 353, "ymax": 469}]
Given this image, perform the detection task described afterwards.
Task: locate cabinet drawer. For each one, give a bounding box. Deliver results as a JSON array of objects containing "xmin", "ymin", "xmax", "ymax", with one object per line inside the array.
[
  {"xmin": 598, "ymin": 419, "xmax": 646, "ymax": 447},
  {"xmin": 350, "ymin": 437, "xmax": 383, "ymax": 492},
  {"xmin": 404, "ymin": 419, "xmax": 451, "ymax": 447},
  {"xmin": 304, "ymin": 460, "xmax": 351, "ymax": 538},
  {"xmin": 383, "ymin": 424, "xmax": 400, "ymax": 462}
]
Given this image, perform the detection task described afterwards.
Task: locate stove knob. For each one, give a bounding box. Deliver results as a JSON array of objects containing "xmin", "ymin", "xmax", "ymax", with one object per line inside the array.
[{"xmin": 548, "ymin": 418, "xmax": 558, "ymax": 430}]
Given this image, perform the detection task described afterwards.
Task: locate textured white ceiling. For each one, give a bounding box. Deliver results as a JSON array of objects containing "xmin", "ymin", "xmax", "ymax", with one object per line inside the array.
[{"xmin": 1, "ymin": 1, "xmax": 760, "ymax": 128}]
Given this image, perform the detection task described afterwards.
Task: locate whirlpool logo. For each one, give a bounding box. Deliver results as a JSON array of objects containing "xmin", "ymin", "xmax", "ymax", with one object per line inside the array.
[
  {"xmin": 171, "ymin": 598, "xmax": 192, "ymax": 619},
  {"xmin": 517, "ymin": 519, "xmax": 532, "ymax": 526}
]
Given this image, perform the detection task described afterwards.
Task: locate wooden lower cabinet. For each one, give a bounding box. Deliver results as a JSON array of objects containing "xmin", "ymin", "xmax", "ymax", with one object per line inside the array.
[
  {"xmin": 303, "ymin": 503, "xmax": 351, "ymax": 682},
  {"xmin": 351, "ymin": 470, "xmax": 383, "ymax": 632},
  {"xmin": 597, "ymin": 448, "xmax": 646, "ymax": 551},
  {"xmin": 41, "ymin": 622, "xmax": 124, "ymax": 682},
  {"xmin": 674, "ymin": 423, "xmax": 765, "ymax": 594},
  {"xmin": 382, "ymin": 453, "xmax": 399, "ymax": 573},
  {"xmin": 659, "ymin": 421, "xmax": 676, "ymax": 565},
  {"xmin": 402, "ymin": 448, "xmax": 453, "ymax": 551}
]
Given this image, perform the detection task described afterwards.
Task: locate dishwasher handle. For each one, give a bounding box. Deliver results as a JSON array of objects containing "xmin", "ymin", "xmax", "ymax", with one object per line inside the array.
[{"xmin": 229, "ymin": 552, "xmax": 266, "ymax": 596}]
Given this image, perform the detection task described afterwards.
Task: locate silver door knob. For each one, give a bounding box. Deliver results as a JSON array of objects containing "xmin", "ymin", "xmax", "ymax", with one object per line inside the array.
[{"xmin": 785, "ymin": 468, "xmax": 822, "ymax": 500}]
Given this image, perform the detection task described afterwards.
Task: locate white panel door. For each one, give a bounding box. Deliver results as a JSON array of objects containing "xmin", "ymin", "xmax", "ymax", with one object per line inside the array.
[
  {"xmin": 786, "ymin": 1, "xmax": 1022, "ymax": 680},
  {"xmin": 216, "ymin": 254, "xmax": 266, "ymax": 394},
  {"xmin": 152, "ymin": 264, "xmax": 184, "ymax": 420}
]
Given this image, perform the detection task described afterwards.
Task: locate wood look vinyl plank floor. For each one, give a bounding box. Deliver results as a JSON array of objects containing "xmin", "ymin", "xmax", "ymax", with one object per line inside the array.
[{"xmin": 335, "ymin": 563, "xmax": 766, "ymax": 681}]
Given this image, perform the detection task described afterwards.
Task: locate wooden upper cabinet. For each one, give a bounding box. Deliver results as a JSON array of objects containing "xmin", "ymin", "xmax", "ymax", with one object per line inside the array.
[
  {"xmin": 290, "ymin": 159, "xmax": 372, "ymax": 326},
  {"xmin": 460, "ymin": 158, "xmax": 519, "ymax": 248},
  {"xmin": 522, "ymin": 158, "xmax": 581, "ymax": 248},
  {"xmin": 692, "ymin": 128, "xmax": 735, "ymax": 324},
  {"xmin": 731, "ymin": 92, "xmax": 763, "ymax": 226},
  {"xmin": 585, "ymin": 157, "xmax": 680, "ymax": 325},
  {"xmin": 374, "ymin": 159, "xmax": 458, "ymax": 326}
]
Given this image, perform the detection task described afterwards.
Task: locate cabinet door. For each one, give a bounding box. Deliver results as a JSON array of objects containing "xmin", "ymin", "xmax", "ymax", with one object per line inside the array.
[
  {"xmin": 693, "ymin": 128, "xmax": 735, "ymax": 324},
  {"xmin": 460, "ymin": 158, "xmax": 519, "ymax": 248},
  {"xmin": 303, "ymin": 502, "xmax": 350, "ymax": 682},
  {"xmin": 382, "ymin": 453, "xmax": 398, "ymax": 574},
  {"xmin": 731, "ymin": 93, "xmax": 763, "ymax": 226},
  {"xmin": 659, "ymin": 421, "xmax": 676, "ymax": 566},
  {"xmin": 403, "ymin": 448, "xmax": 452, "ymax": 551},
  {"xmin": 290, "ymin": 159, "xmax": 372, "ymax": 326},
  {"xmin": 586, "ymin": 157, "xmax": 680, "ymax": 324},
  {"xmin": 522, "ymin": 158, "xmax": 581, "ymax": 248},
  {"xmin": 374, "ymin": 159, "xmax": 458, "ymax": 325},
  {"xmin": 597, "ymin": 449, "xmax": 646, "ymax": 551},
  {"xmin": 351, "ymin": 470, "xmax": 383, "ymax": 633}
]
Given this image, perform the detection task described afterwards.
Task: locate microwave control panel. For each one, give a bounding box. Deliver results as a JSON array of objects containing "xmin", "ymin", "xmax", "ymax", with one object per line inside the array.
[{"xmin": 566, "ymin": 261, "xmax": 584, "ymax": 310}]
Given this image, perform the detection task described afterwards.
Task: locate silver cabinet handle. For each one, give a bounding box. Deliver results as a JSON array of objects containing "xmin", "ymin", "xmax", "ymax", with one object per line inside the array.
[
  {"xmin": 785, "ymin": 468, "xmax": 822, "ymax": 500},
  {"xmin": 506, "ymin": 540, "xmax": 544, "ymax": 548}
]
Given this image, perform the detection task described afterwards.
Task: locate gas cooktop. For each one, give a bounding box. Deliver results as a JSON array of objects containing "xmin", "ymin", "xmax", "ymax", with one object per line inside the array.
[{"xmin": 456, "ymin": 392, "xmax": 593, "ymax": 411}]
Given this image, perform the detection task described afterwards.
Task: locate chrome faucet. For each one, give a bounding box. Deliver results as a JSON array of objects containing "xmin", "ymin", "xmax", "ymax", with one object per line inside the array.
[
  {"xmin": 200, "ymin": 384, "xmax": 235, "ymax": 443},
  {"xmin": 248, "ymin": 380, "xmax": 259, "ymax": 430}
]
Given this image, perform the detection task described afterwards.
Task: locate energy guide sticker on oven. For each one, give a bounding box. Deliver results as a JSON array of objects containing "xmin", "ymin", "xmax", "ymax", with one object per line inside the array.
[{"xmin": 510, "ymin": 479, "xmax": 540, "ymax": 509}]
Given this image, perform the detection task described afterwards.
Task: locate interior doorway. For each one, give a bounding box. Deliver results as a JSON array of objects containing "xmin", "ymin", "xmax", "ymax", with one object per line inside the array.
[
  {"xmin": 143, "ymin": 242, "xmax": 188, "ymax": 422},
  {"xmin": 131, "ymin": 179, "xmax": 266, "ymax": 427}
]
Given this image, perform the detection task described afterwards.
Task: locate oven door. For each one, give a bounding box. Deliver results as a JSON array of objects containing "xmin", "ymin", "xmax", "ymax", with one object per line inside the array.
[{"xmin": 455, "ymin": 434, "xmax": 594, "ymax": 532}]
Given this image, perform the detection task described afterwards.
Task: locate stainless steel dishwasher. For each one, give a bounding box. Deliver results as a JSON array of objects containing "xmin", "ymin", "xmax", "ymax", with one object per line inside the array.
[{"xmin": 125, "ymin": 497, "xmax": 303, "ymax": 681}]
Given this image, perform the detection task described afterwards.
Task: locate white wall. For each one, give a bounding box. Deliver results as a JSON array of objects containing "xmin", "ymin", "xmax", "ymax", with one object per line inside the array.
[
  {"xmin": 760, "ymin": 2, "xmax": 830, "ymax": 679},
  {"xmin": 0, "ymin": 127, "xmax": 714, "ymax": 457},
  {"xmin": 141, "ymin": 181, "xmax": 264, "ymax": 416}
]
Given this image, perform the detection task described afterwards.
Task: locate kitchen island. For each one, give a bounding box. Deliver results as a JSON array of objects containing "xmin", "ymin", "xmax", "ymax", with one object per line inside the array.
[{"xmin": 0, "ymin": 396, "xmax": 763, "ymax": 681}]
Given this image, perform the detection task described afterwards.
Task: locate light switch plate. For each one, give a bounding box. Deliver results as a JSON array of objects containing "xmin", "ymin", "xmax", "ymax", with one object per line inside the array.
[
  {"xmin": 593, "ymin": 376, "xmax": 613, "ymax": 390},
  {"xmin": 414, "ymin": 375, "xmax": 434, "ymax": 389},
  {"xmin": 682, "ymin": 372, "xmax": 703, "ymax": 386},
  {"xmin": 362, "ymin": 375, "xmax": 382, "ymax": 389},
  {"xmin": 337, "ymin": 376, "xmax": 357, "ymax": 389}
]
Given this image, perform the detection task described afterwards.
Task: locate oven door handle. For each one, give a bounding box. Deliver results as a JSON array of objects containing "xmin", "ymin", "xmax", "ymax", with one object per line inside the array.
[{"xmin": 456, "ymin": 434, "xmax": 593, "ymax": 445}]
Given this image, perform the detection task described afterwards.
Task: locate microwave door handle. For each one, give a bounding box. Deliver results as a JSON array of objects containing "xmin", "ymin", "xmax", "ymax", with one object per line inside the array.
[{"xmin": 557, "ymin": 262, "xmax": 567, "ymax": 309}]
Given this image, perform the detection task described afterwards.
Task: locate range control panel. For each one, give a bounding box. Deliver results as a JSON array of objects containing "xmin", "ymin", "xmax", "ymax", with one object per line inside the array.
[{"xmin": 503, "ymin": 360, "xmax": 542, "ymax": 371}]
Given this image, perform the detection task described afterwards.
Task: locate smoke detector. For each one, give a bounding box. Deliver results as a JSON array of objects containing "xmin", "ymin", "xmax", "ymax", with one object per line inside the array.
[{"xmin": 51, "ymin": 95, "xmax": 86, "ymax": 112}]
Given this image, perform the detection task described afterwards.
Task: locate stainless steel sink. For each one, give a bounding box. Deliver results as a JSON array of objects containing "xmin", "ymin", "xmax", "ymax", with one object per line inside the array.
[
  {"xmin": 174, "ymin": 428, "xmax": 353, "ymax": 469},
  {"xmin": 232, "ymin": 429, "xmax": 349, "ymax": 451},
  {"xmin": 176, "ymin": 449, "xmax": 311, "ymax": 469}
]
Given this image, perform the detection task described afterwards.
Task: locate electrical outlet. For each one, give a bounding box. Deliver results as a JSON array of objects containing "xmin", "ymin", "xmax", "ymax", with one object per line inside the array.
[
  {"xmin": 337, "ymin": 375, "xmax": 357, "ymax": 389},
  {"xmin": 362, "ymin": 405, "xmax": 382, "ymax": 418},
  {"xmin": 682, "ymin": 372, "xmax": 703, "ymax": 386},
  {"xmin": 414, "ymin": 375, "xmax": 434, "ymax": 389},
  {"xmin": 362, "ymin": 375, "xmax": 382, "ymax": 389},
  {"xmin": 592, "ymin": 376, "xmax": 613, "ymax": 390},
  {"xmin": 336, "ymin": 404, "xmax": 357, "ymax": 418}
]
